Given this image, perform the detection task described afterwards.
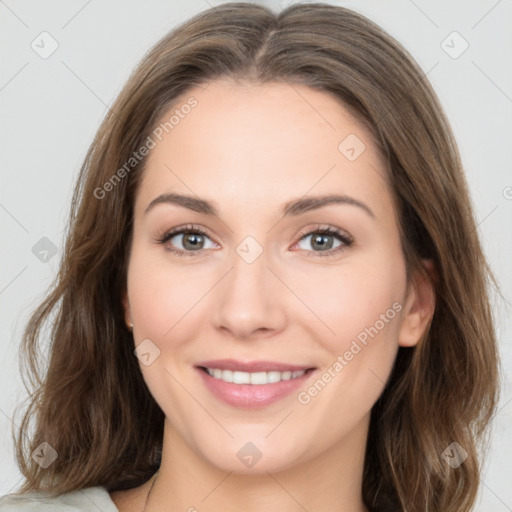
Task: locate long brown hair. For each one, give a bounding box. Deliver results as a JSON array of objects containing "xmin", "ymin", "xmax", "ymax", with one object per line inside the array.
[{"xmin": 12, "ymin": 3, "xmax": 499, "ymax": 510}]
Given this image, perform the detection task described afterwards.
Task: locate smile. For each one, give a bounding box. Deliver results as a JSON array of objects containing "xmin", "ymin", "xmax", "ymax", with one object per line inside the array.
[
  {"xmin": 202, "ymin": 367, "xmax": 308, "ymax": 385},
  {"xmin": 195, "ymin": 359, "xmax": 316, "ymax": 409}
]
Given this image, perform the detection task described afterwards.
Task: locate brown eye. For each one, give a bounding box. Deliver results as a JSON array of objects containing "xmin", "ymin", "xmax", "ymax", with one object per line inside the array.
[
  {"xmin": 297, "ymin": 229, "xmax": 352, "ymax": 253},
  {"xmin": 310, "ymin": 233, "xmax": 335, "ymax": 250},
  {"xmin": 158, "ymin": 225, "xmax": 218, "ymax": 256},
  {"xmin": 176, "ymin": 232, "xmax": 206, "ymax": 250}
]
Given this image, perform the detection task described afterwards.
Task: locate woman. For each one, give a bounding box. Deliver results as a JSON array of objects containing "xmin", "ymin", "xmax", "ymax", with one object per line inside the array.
[{"xmin": 0, "ymin": 2, "xmax": 499, "ymax": 511}]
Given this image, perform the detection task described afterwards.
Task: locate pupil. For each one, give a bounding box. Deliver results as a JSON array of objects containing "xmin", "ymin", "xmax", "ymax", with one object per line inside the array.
[
  {"xmin": 312, "ymin": 234, "xmax": 333, "ymax": 250},
  {"xmin": 183, "ymin": 233, "xmax": 203, "ymax": 250}
]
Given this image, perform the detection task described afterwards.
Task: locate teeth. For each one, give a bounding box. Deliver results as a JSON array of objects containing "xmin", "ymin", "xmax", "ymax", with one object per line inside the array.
[
  {"xmin": 250, "ymin": 372, "xmax": 267, "ymax": 385},
  {"xmin": 205, "ymin": 368, "xmax": 307, "ymax": 384},
  {"xmin": 233, "ymin": 371, "xmax": 250, "ymax": 384}
]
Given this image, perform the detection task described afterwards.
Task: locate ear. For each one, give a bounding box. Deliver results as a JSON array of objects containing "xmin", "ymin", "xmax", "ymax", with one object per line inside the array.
[
  {"xmin": 398, "ymin": 259, "xmax": 436, "ymax": 347},
  {"xmin": 122, "ymin": 291, "xmax": 132, "ymax": 329}
]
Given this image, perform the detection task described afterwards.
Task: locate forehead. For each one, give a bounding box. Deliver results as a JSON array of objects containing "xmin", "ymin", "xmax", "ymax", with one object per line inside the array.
[{"xmin": 136, "ymin": 78, "xmax": 391, "ymax": 219}]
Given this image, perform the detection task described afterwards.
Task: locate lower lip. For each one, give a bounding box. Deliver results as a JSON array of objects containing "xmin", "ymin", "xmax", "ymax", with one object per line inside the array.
[{"xmin": 196, "ymin": 367, "xmax": 315, "ymax": 409}]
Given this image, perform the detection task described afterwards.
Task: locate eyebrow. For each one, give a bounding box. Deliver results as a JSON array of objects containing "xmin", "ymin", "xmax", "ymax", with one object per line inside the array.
[{"xmin": 144, "ymin": 192, "xmax": 375, "ymax": 219}]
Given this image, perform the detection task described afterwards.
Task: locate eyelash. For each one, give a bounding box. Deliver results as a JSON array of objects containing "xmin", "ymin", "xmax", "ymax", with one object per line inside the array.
[{"xmin": 156, "ymin": 223, "xmax": 354, "ymax": 258}]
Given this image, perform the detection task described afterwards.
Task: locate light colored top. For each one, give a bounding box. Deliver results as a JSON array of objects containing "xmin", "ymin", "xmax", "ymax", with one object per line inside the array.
[{"xmin": 0, "ymin": 486, "xmax": 118, "ymax": 511}]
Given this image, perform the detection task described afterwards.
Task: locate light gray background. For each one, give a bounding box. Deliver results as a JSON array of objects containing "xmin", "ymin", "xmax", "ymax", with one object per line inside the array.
[{"xmin": 1, "ymin": 0, "xmax": 511, "ymax": 509}]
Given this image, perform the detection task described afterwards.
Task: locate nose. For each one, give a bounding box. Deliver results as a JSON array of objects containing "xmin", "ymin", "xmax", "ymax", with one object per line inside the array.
[{"xmin": 212, "ymin": 248, "xmax": 288, "ymax": 340}]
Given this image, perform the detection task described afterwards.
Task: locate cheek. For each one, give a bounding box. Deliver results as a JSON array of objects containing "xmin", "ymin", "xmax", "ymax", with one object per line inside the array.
[
  {"xmin": 127, "ymin": 248, "xmax": 215, "ymax": 342},
  {"xmin": 291, "ymin": 253, "xmax": 407, "ymax": 355},
  {"xmin": 125, "ymin": 249, "xmax": 211, "ymax": 426},
  {"xmin": 293, "ymin": 253, "xmax": 407, "ymax": 417}
]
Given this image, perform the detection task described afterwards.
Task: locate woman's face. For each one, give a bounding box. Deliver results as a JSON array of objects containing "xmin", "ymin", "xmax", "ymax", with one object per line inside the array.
[{"xmin": 125, "ymin": 78, "xmax": 429, "ymax": 474}]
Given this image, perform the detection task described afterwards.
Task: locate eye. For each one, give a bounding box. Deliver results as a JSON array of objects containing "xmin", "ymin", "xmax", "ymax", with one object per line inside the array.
[
  {"xmin": 157, "ymin": 224, "xmax": 218, "ymax": 256},
  {"xmin": 156, "ymin": 224, "xmax": 353, "ymax": 258},
  {"xmin": 294, "ymin": 226, "xmax": 353, "ymax": 257}
]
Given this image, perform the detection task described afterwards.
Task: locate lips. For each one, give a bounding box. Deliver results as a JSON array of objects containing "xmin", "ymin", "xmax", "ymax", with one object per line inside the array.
[
  {"xmin": 195, "ymin": 358, "xmax": 313, "ymax": 373},
  {"xmin": 195, "ymin": 359, "xmax": 316, "ymax": 409}
]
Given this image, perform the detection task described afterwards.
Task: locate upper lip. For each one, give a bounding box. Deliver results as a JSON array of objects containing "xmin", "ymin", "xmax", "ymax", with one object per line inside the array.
[{"xmin": 195, "ymin": 359, "xmax": 315, "ymax": 373}]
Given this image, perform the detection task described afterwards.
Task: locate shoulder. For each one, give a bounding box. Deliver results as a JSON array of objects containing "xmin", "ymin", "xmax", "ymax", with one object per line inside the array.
[{"xmin": 0, "ymin": 486, "xmax": 118, "ymax": 511}]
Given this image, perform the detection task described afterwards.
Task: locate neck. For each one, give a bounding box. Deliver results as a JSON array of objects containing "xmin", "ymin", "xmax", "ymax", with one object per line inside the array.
[{"xmin": 146, "ymin": 416, "xmax": 369, "ymax": 512}]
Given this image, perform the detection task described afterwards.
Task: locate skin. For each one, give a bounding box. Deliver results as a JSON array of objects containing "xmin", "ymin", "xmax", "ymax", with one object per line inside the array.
[{"xmin": 112, "ymin": 78, "xmax": 434, "ymax": 511}]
